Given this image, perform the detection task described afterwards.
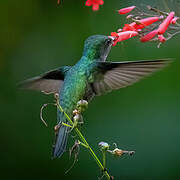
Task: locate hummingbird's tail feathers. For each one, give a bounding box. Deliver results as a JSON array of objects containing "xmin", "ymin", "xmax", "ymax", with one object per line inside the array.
[
  {"xmin": 18, "ymin": 66, "xmax": 71, "ymax": 95},
  {"xmin": 52, "ymin": 123, "xmax": 69, "ymax": 158}
]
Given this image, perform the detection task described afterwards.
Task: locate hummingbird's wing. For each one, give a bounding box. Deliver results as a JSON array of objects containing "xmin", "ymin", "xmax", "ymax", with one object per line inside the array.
[
  {"xmin": 18, "ymin": 66, "xmax": 71, "ymax": 94},
  {"xmin": 92, "ymin": 59, "xmax": 171, "ymax": 96}
]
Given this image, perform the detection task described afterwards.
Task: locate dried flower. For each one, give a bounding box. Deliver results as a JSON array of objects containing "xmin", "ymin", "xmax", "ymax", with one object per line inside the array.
[
  {"xmin": 158, "ymin": 12, "xmax": 175, "ymax": 34},
  {"xmin": 140, "ymin": 29, "xmax": 158, "ymax": 42},
  {"xmin": 112, "ymin": 148, "xmax": 124, "ymax": 156},
  {"xmin": 73, "ymin": 109, "xmax": 80, "ymax": 115},
  {"xmin": 118, "ymin": 6, "xmax": 136, "ymax": 15},
  {"xmin": 85, "ymin": 0, "xmax": 104, "ymax": 11},
  {"xmin": 54, "ymin": 124, "xmax": 61, "ymax": 134},
  {"xmin": 108, "ymin": 148, "xmax": 135, "ymax": 157}
]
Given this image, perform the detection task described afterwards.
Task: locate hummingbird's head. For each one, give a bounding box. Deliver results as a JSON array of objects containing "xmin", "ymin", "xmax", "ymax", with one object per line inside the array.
[{"xmin": 83, "ymin": 35, "xmax": 114, "ymax": 61}]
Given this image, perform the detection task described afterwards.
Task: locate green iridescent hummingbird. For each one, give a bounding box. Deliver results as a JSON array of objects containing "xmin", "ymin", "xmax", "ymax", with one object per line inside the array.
[{"xmin": 20, "ymin": 35, "xmax": 170, "ymax": 158}]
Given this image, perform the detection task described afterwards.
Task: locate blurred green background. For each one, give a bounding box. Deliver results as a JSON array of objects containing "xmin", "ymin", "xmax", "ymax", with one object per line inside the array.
[{"xmin": 1, "ymin": 0, "xmax": 180, "ymax": 179}]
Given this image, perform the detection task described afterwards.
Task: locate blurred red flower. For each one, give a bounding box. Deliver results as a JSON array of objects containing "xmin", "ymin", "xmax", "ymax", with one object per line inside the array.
[{"xmin": 85, "ymin": 0, "xmax": 104, "ymax": 11}]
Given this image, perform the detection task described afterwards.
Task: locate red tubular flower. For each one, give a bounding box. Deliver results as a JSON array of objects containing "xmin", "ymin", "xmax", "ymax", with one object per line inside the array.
[
  {"xmin": 111, "ymin": 31, "xmax": 138, "ymax": 46},
  {"xmin": 118, "ymin": 6, "xmax": 136, "ymax": 15},
  {"xmin": 57, "ymin": 0, "xmax": 60, "ymax": 4},
  {"xmin": 123, "ymin": 17, "xmax": 160, "ymax": 31},
  {"xmin": 140, "ymin": 29, "xmax": 158, "ymax": 42},
  {"xmin": 110, "ymin": 32, "xmax": 119, "ymax": 46},
  {"xmin": 158, "ymin": 12, "xmax": 175, "ymax": 34},
  {"xmin": 85, "ymin": 0, "xmax": 104, "ymax": 11},
  {"xmin": 158, "ymin": 35, "xmax": 166, "ymax": 43}
]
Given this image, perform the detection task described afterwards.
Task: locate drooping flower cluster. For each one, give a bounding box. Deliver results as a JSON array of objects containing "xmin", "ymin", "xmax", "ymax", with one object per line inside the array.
[
  {"xmin": 85, "ymin": 0, "xmax": 104, "ymax": 11},
  {"xmin": 57, "ymin": 0, "xmax": 104, "ymax": 11},
  {"xmin": 110, "ymin": 5, "xmax": 180, "ymax": 47}
]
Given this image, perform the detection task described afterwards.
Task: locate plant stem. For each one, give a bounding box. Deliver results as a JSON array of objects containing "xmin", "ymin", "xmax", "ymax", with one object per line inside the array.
[
  {"xmin": 102, "ymin": 150, "xmax": 106, "ymax": 168},
  {"xmin": 56, "ymin": 102, "xmax": 111, "ymax": 180}
]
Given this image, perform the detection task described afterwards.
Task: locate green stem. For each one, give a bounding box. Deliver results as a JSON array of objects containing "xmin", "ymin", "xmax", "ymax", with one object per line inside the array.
[
  {"xmin": 78, "ymin": 141, "xmax": 89, "ymax": 149},
  {"xmin": 102, "ymin": 150, "xmax": 106, "ymax": 168},
  {"xmin": 62, "ymin": 122, "xmax": 73, "ymax": 128},
  {"xmin": 57, "ymin": 102, "xmax": 111, "ymax": 180}
]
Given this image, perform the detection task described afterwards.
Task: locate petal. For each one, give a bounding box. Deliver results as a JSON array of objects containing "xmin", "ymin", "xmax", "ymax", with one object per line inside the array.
[
  {"xmin": 133, "ymin": 17, "xmax": 160, "ymax": 30},
  {"xmin": 123, "ymin": 24, "xmax": 136, "ymax": 31},
  {"xmin": 111, "ymin": 32, "xmax": 119, "ymax": 37},
  {"xmin": 92, "ymin": 4, "xmax": 99, "ymax": 11},
  {"xmin": 158, "ymin": 12, "xmax": 175, "ymax": 34},
  {"xmin": 85, "ymin": 0, "xmax": 92, "ymax": 6},
  {"xmin": 98, "ymin": 0, "xmax": 104, "ymax": 5},
  {"xmin": 117, "ymin": 31, "xmax": 138, "ymax": 41},
  {"xmin": 140, "ymin": 29, "xmax": 158, "ymax": 42},
  {"xmin": 118, "ymin": 6, "xmax": 136, "ymax": 15}
]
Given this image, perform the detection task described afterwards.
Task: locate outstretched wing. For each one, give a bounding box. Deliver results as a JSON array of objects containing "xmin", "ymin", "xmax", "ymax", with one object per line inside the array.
[
  {"xmin": 18, "ymin": 66, "xmax": 71, "ymax": 94},
  {"xmin": 92, "ymin": 59, "xmax": 171, "ymax": 96}
]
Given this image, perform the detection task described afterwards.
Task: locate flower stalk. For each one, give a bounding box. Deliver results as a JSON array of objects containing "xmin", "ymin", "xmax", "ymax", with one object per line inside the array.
[{"xmin": 56, "ymin": 100, "xmax": 111, "ymax": 180}]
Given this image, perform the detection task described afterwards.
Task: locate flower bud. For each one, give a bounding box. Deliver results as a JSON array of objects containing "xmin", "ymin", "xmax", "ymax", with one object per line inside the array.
[
  {"xmin": 158, "ymin": 12, "xmax": 175, "ymax": 34},
  {"xmin": 123, "ymin": 17, "xmax": 160, "ymax": 31},
  {"xmin": 118, "ymin": 6, "xmax": 136, "ymax": 15},
  {"xmin": 98, "ymin": 141, "xmax": 110, "ymax": 150},
  {"xmin": 77, "ymin": 100, "xmax": 88, "ymax": 112},
  {"xmin": 54, "ymin": 93, "xmax": 59, "ymax": 100},
  {"xmin": 140, "ymin": 29, "xmax": 158, "ymax": 42},
  {"xmin": 73, "ymin": 114, "xmax": 80, "ymax": 121}
]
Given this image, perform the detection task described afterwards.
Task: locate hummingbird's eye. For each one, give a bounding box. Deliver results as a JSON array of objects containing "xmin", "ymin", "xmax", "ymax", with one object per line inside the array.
[{"xmin": 105, "ymin": 39, "xmax": 113, "ymax": 46}]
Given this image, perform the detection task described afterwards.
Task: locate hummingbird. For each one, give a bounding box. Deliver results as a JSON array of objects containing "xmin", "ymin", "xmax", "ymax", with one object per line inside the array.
[{"xmin": 19, "ymin": 35, "xmax": 170, "ymax": 158}]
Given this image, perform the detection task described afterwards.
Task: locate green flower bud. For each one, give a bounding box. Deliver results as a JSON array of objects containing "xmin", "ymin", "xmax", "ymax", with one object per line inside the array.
[{"xmin": 98, "ymin": 141, "xmax": 110, "ymax": 151}]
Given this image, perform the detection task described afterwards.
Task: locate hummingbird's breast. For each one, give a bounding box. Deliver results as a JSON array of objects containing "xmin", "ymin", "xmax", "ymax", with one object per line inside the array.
[{"xmin": 59, "ymin": 61, "xmax": 90, "ymax": 116}]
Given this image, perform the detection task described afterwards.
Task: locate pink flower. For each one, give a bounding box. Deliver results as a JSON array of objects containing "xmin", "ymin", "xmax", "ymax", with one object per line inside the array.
[
  {"xmin": 171, "ymin": 17, "xmax": 179, "ymax": 24},
  {"xmin": 158, "ymin": 35, "xmax": 166, "ymax": 43},
  {"xmin": 85, "ymin": 0, "xmax": 104, "ymax": 11},
  {"xmin": 140, "ymin": 29, "xmax": 158, "ymax": 42},
  {"xmin": 158, "ymin": 12, "xmax": 175, "ymax": 34},
  {"xmin": 111, "ymin": 31, "xmax": 138, "ymax": 46},
  {"xmin": 123, "ymin": 17, "xmax": 160, "ymax": 31},
  {"xmin": 118, "ymin": 6, "xmax": 136, "ymax": 15}
]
